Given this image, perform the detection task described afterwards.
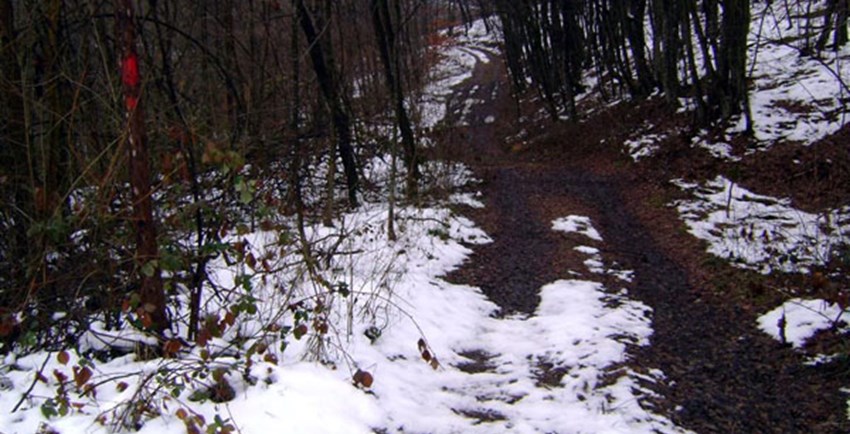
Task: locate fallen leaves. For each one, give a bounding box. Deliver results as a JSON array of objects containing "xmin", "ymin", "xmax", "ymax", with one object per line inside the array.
[{"xmin": 353, "ymin": 369, "xmax": 374, "ymax": 389}]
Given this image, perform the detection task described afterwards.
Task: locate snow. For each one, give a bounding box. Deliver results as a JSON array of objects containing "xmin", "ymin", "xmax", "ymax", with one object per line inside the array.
[
  {"xmin": 366, "ymin": 214, "xmax": 685, "ymax": 433},
  {"xmin": 0, "ymin": 196, "xmax": 686, "ymax": 433},
  {"xmin": 841, "ymin": 387, "xmax": 850, "ymax": 419},
  {"xmin": 621, "ymin": 122, "xmax": 667, "ymax": 162},
  {"xmin": 14, "ymin": 3, "xmax": 850, "ymax": 431},
  {"xmin": 672, "ymin": 176, "xmax": 850, "ymax": 274},
  {"xmin": 448, "ymin": 192, "xmax": 485, "ymax": 208},
  {"xmin": 624, "ymin": 134, "xmax": 664, "ymax": 162},
  {"xmin": 690, "ymin": 135, "xmax": 741, "ymax": 162},
  {"xmin": 738, "ymin": 7, "xmax": 850, "ymax": 147},
  {"xmin": 552, "ymin": 215, "xmax": 603, "ymax": 241},
  {"xmin": 79, "ymin": 321, "xmax": 159, "ymax": 353},
  {"xmin": 364, "ymin": 277, "xmax": 678, "ymax": 433},
  {"xmin": 558, "ymin": 220, "xmax": 634, "ymax": 283},
  {"xmin": 418, "ymin": 19, "xmax": 501, "ymax": 129},
  {"xmin": 623, "ymin": 5, "xmax": 850, "ymax": 160},
  {"xmin": 336, "ymin": 212, "xmax": 682, "ymax": 433},
  {"xmin": 757, "ymin": 298, "xmax": 850, "ymax": 348},
  {"xmin": 0, "ymin": 200, "xmax": 480, "ymax": 434},
  {"xmin": 224, "ymin": 364, "xmax": 383, "ymax": 434}
]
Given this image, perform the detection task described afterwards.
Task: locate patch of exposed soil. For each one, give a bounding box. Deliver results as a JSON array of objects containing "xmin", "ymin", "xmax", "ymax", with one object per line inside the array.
[
  {"xmin": 733, "ymin": 126, "xmax": 850, "ymax": 211},
  {"xmin": 455, "ymin": 350, "xmax": 497, "ymax": 374},
  {"xmin": 438, "ymin": 51, "xmax": 850, "ymax": 433},
  {"xmin": 452, "ymin": 408, "xmax": 507, "ymax": 424}
]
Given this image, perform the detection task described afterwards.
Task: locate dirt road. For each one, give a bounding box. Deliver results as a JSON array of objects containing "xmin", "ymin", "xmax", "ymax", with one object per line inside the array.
[{"xmin": 439, "ymin": 52, "xmax": 849, "ymax": 433}]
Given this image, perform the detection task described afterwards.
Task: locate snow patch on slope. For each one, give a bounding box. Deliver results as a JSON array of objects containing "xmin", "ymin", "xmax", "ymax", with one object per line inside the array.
[
  {"xmin": 672, "ymin": 176, "xmax": 850, "ymax": 274},
  {"xmin": 757, "ymin": 298, "xmax": 850, "ymax": 348}
]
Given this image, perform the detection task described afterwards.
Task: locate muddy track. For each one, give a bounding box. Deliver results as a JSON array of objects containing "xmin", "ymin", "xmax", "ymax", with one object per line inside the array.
[
  {"xmin": 571, "ymin": 174, "xmax": 845, "ymax": 433},
  {"xmin": 439, "ymin": 53, "xmax": 850, "ymax": 433}
]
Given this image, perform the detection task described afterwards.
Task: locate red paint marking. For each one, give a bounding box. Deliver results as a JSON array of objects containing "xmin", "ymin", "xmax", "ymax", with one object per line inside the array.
[
  {"xmin": 122, "ymin": 54, "xmax": 140, "ymax": 88},
  {"xmin": 122, "ymin": 53, "xmax": 140, "ymax": 110},
  {"xmin": 125, "ymin": 95, "xmax": 138, "ymax": 111}
]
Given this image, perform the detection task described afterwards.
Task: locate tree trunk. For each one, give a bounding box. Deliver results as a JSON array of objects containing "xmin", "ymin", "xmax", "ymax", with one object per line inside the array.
[
  {"xmin": 295, "ymin": 0, "xmax": 359, "ymax": 208},
  {"xmin": 718, "ymin": 0, "xmax": 750, "ymax": 120},
  {"xmin": 371, "ymin": 0, "xmax": 419, "ymax": 199},
  {"xmin": 817, "ymin": 0, "xmax": 839, "ymax": 52},
  {"xmin": 116, "ymin": 0, "xmax": 168, "ymax": 334},
  {"xmin": 835, "ymin": 0, "xmax": 849, "ymax": 48},
  {"xmin": 651, "ymin": 0, "xmax": 682, "ymax": 103},
  {"xmin": 626, "ymin": 0, "xmax": 655, "ymax": 96}
]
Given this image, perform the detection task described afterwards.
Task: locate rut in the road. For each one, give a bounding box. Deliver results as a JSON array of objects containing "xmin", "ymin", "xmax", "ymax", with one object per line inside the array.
[{"xmin": 446, "ymin": 167, "xmax": 560, "ymax": 315}]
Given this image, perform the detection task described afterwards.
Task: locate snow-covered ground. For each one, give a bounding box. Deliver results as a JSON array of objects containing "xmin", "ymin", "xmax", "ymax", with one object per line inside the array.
[
  {"xmin": 672, "ymin": 176, "xmax": 850, "ymax": 274},
  {"xmin": 0, "ymin": 178, "xmax": 685, "ymax": 434},
  {"xmin": 736, "ymin": 3, "xmax": 850, "ymax": 148},
  {"xmin": 674, "ymin": 174, "xmax": 849, "ymax": 388},
  {"xmin": 418, "ymin": 19, "xmax": 501, "ymax": 129},
  {"xmin": 0, "ymin": 16, "xmax": 689, "ymax": 434},
  {"xmin": 624, "ymin": 132, "xmax": 665, "ymax": 162},
  {"xmin": 612, "ymin": 2, "xmax": 850, "ymax": 418},
  {"xmin": 0, "ymin": 198, "xmax": 488, "ymax": 434},
  {"xmin": 757, "ymin": 298, "xmax": 850, "ymax": 349},
  {"xmin": 623, "ymin": 3, "xmax": 850, "ymax": 161}
]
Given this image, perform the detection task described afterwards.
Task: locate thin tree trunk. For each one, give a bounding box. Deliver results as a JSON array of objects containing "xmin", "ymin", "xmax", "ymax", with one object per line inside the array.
[
  {"xmin": 387, "ymin": 134, "xmax": 398, "ymax": 242},
  {"xmin": 627, "ymin": 0, "xmax": 655, "ymax": 96},
  {"xmin": 295, "ymin": 0, "xmax": 359, "ymax": 208},
  {"xmin": 150, "ymin": 0, "xmax": 206, "ymax": 341},
  {"xmin": 835, "ymin": 0, "xmax": 849, "ymax": 48},
  {"xmin": 651, "ymin": 0, "xmax": 681, "ymax": 103},
  {"xmin": 817, "ymin": 0, "xmax": 839, "ymax": 52},
  {"xmin": 371, "ymin": 0, "xmax": 419, "ymax": 199},
  {"xmin": 116, "ymin": 0, "xmax": 168, "ymax": 334}
]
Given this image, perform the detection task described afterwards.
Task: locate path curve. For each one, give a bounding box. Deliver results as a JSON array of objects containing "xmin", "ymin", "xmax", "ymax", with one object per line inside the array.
[{"xmin": 436, "ymin": 48, "xmax": 850, "ymax": 433}]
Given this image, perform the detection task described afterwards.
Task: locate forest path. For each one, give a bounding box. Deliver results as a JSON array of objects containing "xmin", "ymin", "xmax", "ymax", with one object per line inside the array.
[{"xmin": 434, "ymin": 50, "xmax": 849, "ymax": 433}]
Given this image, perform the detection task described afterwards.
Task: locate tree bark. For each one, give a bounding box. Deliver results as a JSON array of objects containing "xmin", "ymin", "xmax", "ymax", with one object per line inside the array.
[
  {"xmin": 295, "ymin": 0, "xmax": 359, "ymax": 208},
  {"xmin": 116, "ymin": 0, "xmax": 168, "ymax": 334},
  {"xmin": 651, "ymin": 0, "xmax": 682, "ymax": 103},
  {"xmin": 626, "ymin": 0, "xmax": 655, "ymax": 96},
  {"xmin": 718, "ymin": 0, "xmax": 750, "ymax": 120},
  {"xmin": 371, "ymin": 0, "xmax": 419, "ymax": 198},
  {"xmin": 835, "ymin": 0, "xmax": 849, "ymax": 48}
]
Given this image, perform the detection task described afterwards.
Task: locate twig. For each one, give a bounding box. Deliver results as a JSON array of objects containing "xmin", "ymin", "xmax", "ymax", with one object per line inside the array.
[
  {"xmin": 726, "ymin": 181, "xmax": 735, "ymax": 219},
  {"xmin": 11, "ymin": 352, "xmax": 52, "ymax": 413},
  {"xmin": 403, "ymin": 215, "xmax": 451, "ymax": 227}
]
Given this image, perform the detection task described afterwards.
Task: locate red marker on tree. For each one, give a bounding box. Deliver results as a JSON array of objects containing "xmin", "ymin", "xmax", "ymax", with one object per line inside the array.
[
  {"xmin": 116, "ymin": 0, "xmax": 168, "ymax": 334},
  {"xmin": 121, "ymin": 52, "xmax": 140, "ymax": 110}
]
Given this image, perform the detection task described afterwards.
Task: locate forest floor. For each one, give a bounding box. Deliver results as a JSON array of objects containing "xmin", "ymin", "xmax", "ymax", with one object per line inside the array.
[{"xmin": 435, "ymin": 47, "xmax": 850, "ymax": 433}]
